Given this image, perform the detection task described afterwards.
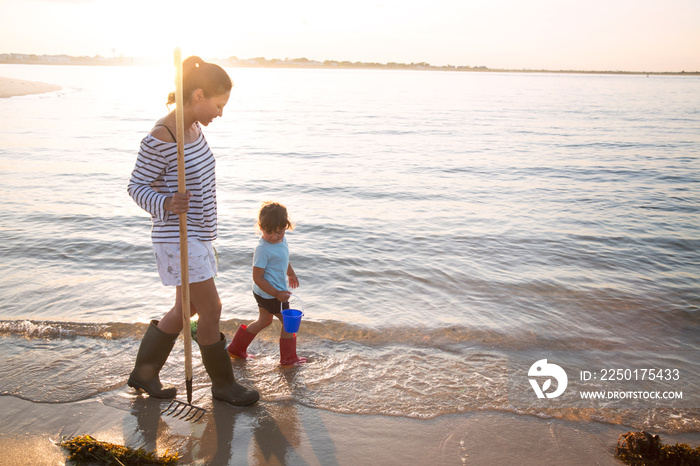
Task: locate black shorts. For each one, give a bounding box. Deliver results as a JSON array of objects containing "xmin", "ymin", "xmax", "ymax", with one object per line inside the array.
[{"xmin": 253, "ymin": 292, "xmax": 289, "ymax": 315}]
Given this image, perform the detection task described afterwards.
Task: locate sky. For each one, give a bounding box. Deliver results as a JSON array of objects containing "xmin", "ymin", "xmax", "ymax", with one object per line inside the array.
[{"xmin": 1, "ymin": 0, "xmax": 698, "ymax": 72}]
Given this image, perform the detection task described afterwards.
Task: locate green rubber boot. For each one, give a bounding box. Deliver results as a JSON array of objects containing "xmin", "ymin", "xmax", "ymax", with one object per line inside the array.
[
  {"xmin": 199, "ymin": 333, "xmax": 260, "ymax": 406},
  {"xmin": 127, "ymin": 320, "xmax": 178, "ymax": 398}
]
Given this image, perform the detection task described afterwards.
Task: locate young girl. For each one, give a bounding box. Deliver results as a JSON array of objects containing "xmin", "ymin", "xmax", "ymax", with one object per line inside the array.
[
  {"xmin": 126, "ymin": 55, "xmax": 259, "ymax": 406},
  {"xmin": 227, "ymin": 201, "xmax": 307, "ymax": 365}
]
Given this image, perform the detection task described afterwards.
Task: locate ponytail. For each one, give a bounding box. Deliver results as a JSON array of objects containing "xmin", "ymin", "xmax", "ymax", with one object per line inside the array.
[{"xmin": 166, "ymin": 55, "xmax": 232, "ymax": 106}]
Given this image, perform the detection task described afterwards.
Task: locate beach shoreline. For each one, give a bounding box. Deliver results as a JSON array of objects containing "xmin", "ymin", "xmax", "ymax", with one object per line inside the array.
[
  {"xmin": 2, "ymin": 388, "xmax": 698, "ymax": 465},
  {"xmin": 0, "ymin": 76, "xmax": 61, "ymax": 98}
]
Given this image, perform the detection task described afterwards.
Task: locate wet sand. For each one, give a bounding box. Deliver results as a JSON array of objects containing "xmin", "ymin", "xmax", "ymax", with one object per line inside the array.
[
  {"xmin": 3, "ymin": 387, "xmax": 699, "ymax": 465},
  {"xmin": 0, "ymin": 76, "xmax": 61, "ymax": 98}
]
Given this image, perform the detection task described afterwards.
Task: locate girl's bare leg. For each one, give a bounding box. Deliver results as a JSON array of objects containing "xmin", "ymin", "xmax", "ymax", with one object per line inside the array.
[
  {"xmin": 275, "ymin": 313, "xmax": 294, "ymax": 339},
  {"xmin": 246, "ymin": 307, "xmax": 274, "ymax": 335}
]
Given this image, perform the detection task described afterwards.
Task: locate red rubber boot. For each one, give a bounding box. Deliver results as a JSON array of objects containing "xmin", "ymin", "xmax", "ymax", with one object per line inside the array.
[
  {"xmin": 279, "ymin": 334, "xmax": 307, "ymax": 366},
  {"xmin": 227, "ymin": 325, "xmax": 256, "ymax": 359}
]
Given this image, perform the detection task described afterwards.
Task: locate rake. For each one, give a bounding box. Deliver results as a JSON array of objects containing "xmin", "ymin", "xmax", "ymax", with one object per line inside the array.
[
  {"xmin": 161, "ymin": 397, "xmax": 206, "ymax": 422},
  {"xmin": 160, "ymin": 47, "xmax": 206, "ymax": 423}
]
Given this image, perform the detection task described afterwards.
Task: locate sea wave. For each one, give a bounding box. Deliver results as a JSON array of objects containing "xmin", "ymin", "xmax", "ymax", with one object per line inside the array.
[
  {"xmin": 0, "ymin": 319, "xmax": 698, "ymax": 433},
  {"xmin": 0, "ymin": 318, "xmax": 641, "ymax": 351}
]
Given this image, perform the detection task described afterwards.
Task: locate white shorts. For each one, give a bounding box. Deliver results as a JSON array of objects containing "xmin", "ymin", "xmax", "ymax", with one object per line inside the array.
[{"xmin": 153, "ymin": 240, "xmax": 218, "ymax": 286}]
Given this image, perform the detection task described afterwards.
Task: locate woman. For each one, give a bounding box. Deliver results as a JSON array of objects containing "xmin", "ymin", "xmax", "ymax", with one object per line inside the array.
[{"xmin": 126, "ymin": 55, "xmax": 259, "ymax": 406}]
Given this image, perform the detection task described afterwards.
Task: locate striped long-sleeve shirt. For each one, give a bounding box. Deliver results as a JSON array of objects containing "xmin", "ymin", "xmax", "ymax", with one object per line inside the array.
[{"xmin": 127, "ymin": 126, "xmax": 217, "ymax": 243}]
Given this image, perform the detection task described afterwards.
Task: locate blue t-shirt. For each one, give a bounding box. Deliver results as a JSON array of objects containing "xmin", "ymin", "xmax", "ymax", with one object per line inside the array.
[{"xmin": 252, "ymin": 237, "xmax": 289, "ymax": 299}]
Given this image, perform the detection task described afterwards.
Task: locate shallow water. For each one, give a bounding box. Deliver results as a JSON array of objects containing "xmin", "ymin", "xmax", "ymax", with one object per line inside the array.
[{"xmin": 0, "ymin": 64, "xmax": 698, "ymax": 433}]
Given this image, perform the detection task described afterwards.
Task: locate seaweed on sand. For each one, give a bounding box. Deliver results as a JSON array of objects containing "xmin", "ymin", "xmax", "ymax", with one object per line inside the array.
[
  {"xmin": 616, "ymin": 431, "xmax": 700, "ymax": 466},
  {"xmin": 58, "ymin": 435, "xmax": 180, "ymax": 465}
]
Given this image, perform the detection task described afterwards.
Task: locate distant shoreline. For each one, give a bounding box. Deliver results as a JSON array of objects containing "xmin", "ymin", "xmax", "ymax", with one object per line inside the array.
[{"xmin": 1, "ymin": 53, "xmax": 698, "ymax": 76}]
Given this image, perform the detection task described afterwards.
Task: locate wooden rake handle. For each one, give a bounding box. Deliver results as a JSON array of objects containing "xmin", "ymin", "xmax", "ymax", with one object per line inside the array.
[{"xmin": 174, "ymin": 47, "xmax": 194, "ymax": 404}]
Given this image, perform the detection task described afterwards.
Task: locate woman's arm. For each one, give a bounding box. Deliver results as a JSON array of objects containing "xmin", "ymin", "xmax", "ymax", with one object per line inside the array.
[
  {"xmin": 127, "ymin": 139, "xmax": 190, "ymax": 220},
  {"xmin": 127, "ymin": 140, "xmax": 171, "ymax": 222}
]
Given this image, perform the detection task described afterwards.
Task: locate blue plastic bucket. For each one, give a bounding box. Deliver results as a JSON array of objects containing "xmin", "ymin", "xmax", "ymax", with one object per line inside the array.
[
  {"xmin": 282, "ymin": 309, "xmax": 303, "ymax": 333},
  {"xmin": 281, "ymin": 294, "xmax": 304, "ymax": 333}
]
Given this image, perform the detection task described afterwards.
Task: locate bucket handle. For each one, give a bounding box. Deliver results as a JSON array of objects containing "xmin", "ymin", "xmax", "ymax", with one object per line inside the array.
[{"xmin": 281, "ymin": 293, "xmax": 304, "ymax": 316}]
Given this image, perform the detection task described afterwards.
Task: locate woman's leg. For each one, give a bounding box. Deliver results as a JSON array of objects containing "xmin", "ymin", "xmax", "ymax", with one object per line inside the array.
[
  {"xmin": 156, "ymin": 287, "xmax": 201, "ymax": 336},
  {"xmin": 185, "ymin": 278, "xmax": 221, "ymax": 346},
  {"xmin": 188, "ymin": 278, "xmax": 259, "ymax": 405}
]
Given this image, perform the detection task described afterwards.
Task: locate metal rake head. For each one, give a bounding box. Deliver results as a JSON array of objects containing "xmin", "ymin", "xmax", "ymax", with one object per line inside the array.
[{"xmin": 161, "ymin": 399, "xmax": 206, "ymax": 422}]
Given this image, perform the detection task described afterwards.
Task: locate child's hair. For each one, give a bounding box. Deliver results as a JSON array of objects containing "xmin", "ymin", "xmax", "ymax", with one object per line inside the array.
[
  {"xmin": 258, "ymin": 201, "xmax": 294, "ymax": 233},
  {"xmin": 167, "ymin": 55, "xmax": 232, "ymax": 105}
]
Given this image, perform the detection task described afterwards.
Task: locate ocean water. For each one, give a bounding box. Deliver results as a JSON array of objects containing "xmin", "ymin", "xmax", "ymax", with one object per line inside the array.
[{"xmin": 0, "ymin": 64, "xmax": 698, "ymax": 433}]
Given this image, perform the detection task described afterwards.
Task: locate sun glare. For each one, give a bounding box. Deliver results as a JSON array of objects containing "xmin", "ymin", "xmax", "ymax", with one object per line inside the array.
[{"xmin": 1, "ymin": 0, "xmax": 698, "ymax": 71}]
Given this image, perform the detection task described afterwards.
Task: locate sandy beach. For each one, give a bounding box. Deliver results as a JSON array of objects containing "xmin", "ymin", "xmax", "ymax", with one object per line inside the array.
[
  {"xmin": 0, "ymin": 76, "xmax": 61, "ymax": 98},
  {"xmin": 1, "ymin": 388, "xmax": 698, "ymax": 465}
]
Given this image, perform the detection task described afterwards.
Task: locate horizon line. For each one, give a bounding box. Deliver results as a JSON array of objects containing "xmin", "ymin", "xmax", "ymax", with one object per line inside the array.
[{"xmin": 1, "ymin": 52, "xmax": 698, "ymax": 75}]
